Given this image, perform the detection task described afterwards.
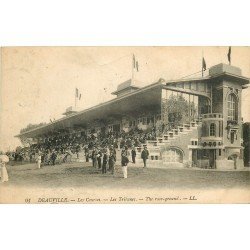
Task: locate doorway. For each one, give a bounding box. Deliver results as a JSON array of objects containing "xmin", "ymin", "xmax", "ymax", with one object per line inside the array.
[{"xmin": 208, "ymin": 149, "xmax": 216, "ymax": 168}]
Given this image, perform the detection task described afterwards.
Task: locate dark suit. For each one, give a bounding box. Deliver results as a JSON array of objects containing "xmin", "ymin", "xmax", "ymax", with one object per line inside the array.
[
  {"xmin": 91, "ymin": 149, "xmax": 97, "ymax": 168},
  {"xmin": 51, "ymin": 152, "xmax": 57, "ymax": 165},
  {"xmin": 97, "ymin": 150, "xmax": 102, "ymax": 169},
  {"xmin": 131, "ymin": 149, "xmax": 136, "ymax": 163},
  {"xmin": 141, "ymin": 149, "xmax": 149, "ymax": 167},
  {"xmin": 109, "ymin": 149, "xmax": 116, "ymax": 174},
  {"xmin": 121, "ymin": 149, "xmax": 129, "ymax": 167},
  {"xmin": 102, "ymin": 153, "xmax": 108, "ymax": 174}
]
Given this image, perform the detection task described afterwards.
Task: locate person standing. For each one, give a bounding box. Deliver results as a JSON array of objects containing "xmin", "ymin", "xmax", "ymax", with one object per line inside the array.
[
  {"xmin": 102, "ymin": 148, "xmax": 108, "ymax": 174},
  {"xmin": 37, "ymin": 152, "xmax": 42, "ymax": 169},
  {"xmin": 106, "ymin": 146, "xmax": 110, "ymax": 170},
  {"xmin": 121, "ymin": 146, "xmax": 129, "ymax": 179},
  {"xmin": 141, "ymin": 146, "xmax": 149, "ymax": 168},
  {"xmin": 131, "ymin": 147, "xmax": 136, "ymax": 164},
  {"xmin": 91, "ymin": 147, "xmax": 97, "ymax": 168},
  {"xmin": 0, "ymin": 151, "xmax": 9, "ymax": 182},
  {"xmin": 97, "ymin": 147, "xmax": 103, "ymax": 169},
  {"xmin": 117, "ymin": 138, "xmax": 121, "ymax": 151},
  {"xmin": 51, "ymin": 150, "xmax": 57, "ymax": 166},
  {"xmin": 84, "ymin": 146, "xmax": 89, "ymax": 162},
  {"xmin": 29, "ymin": 153, "xmax": 33, "ymax": 163},
  {"xmin": 109, "ymin": 145, "xmax": 116, "ymax": 175}
]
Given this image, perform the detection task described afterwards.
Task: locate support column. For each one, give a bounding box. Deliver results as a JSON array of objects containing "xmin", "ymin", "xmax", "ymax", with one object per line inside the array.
[{"xmin": 188, "ymin": 149, "xmax": 192, "ymax": 161}]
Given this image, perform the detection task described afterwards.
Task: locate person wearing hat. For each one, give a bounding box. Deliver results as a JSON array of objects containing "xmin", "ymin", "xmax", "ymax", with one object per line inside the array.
[
  {"xmin": 97, "ymin": 147, "xmax": 103, "ymax": 169},
  {"xmin": 0, "ymin": 151, "xmax": 9, "ymax": 182},
  {"xmin": 91, "ymin": 147, "xmax": 98, "ymax": 168},
  {"xmin": 102, "ymin": 147, "xmax": 108, "ymax": 174},
  {"xmin": 51, "ymin": 149, "xmax": 57, "ymax": 166},
  {"xmin": 109, "ymin": 145, "xmax": 116, "ymax": 175},
  {"xmin": 141, "ymin": 146, "xmax": 149, "ymax": 168},
  {"xmin": 121, "ymin": 146, "xmax": 129, "ymax": 178},
  {"xmin": 84, "ymin": 145, "xmax": 90, "ymax": 162},
  {"xmin": 131, "ymin": 146, "xmax": 136, "ymax": 164}
]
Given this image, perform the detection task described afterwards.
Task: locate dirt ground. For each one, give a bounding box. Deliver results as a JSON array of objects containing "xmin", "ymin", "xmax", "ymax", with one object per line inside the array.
[{"xmin": 2, "ymin": 161, "xmax": 250, "ymax": 189}]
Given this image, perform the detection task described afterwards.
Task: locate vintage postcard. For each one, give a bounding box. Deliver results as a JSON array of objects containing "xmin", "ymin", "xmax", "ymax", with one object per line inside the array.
[{"xmin": 0, "ymin": 46, "xmax": 249, "ymax": 204}]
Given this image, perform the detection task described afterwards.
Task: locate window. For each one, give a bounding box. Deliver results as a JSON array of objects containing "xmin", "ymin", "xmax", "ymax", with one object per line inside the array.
[
  {"xmin": 227, "ymin": 93, "xmax": 237, "ymax": 121},
  {"xmin": 219, "ymin": 149, "xmax": 221, "ymax": 156},
  {"xmin": 199, "ymin": 82, "xmax": 206, "ymax": 92},
  {"xmin": 202, "ymin": 149, "xmax": 208, "ymax": 157},
  {"xmin": 191, "ymin": 140, "xmax": 198, "ymax": 145},
  {"xmin": 210, "ymin": 123, "xmax": 216, "ymax": 136},
  {"xmin": 230, "ymin": 131, "xmax": 235, "ymax": 144},
  {"xmin": 191, "ymin": 82, "xmax": 197, "ymax": 91}
]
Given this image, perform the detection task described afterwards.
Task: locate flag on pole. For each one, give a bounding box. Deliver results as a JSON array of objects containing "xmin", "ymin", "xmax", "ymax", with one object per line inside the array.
[
  {"xmin": 133, "ymin": 54, "xmax": 136, "ymax": 68},
  {"xmin": 133, "ymin": 54, "xmax": 139, "ymax": 72},
  {"xmin": 202, "ymin": 57, "xmax": 206, "ymax": 71},
  {"xmin": 136, "ymin": 61, "xmax": 139, "ymax": 72},
  {"xmin": 227, "ymin": 46, "xmax": 231, "ymax": 65},
  {"xmin": 75, "ymin": 88, "xmax": 79, "ymax": 98}
]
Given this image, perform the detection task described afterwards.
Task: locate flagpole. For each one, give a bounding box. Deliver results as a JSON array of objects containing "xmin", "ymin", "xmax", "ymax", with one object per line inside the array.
[
  {"xmin": 132, "ymin": 53, "xmax": 134, "ymax": 84},
  {"xmin": 228, "ymin": 46, "xmax": 231, "ymax": 65},
  {"xmin": 202, "ymin": 50, "xmax": 204, "ymax": 78},
  {"xmin": 75, "ymin": 87, "xmax": 77, "ymax": 109},
  {"xmin": 75, "ymin": 87, "xmax": 76, "ymax": 109}
]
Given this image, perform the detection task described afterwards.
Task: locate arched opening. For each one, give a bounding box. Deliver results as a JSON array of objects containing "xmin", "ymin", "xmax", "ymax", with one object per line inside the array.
[
  {"xmin": 228, "ymin": 154, "xmax": 239, "ymax": 169},
  {"xmin": 227, "ymin": 93, "xmax": 238, "ymax": 121},
  {"xmin": 199, "ymin": 96, "xmax": 211, "ymax": 115},
  {"xmin": 162, "ymin": 147, "xmax": 184, "ymax": 163}
]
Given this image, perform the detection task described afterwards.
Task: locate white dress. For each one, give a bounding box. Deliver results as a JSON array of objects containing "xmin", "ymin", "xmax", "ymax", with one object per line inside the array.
[
  {"xmin": 0, "ymin": 155, "xmax": 9, "ymax": 182},
  {"xmin": 37, "ymin": 155, "xmax": 42, "ymax": 168}
]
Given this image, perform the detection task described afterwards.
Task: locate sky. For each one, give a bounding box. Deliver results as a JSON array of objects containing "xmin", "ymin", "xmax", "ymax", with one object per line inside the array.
[{"xmin": 0, "ymin": 46, "xmax": 249, "ymax": 151}]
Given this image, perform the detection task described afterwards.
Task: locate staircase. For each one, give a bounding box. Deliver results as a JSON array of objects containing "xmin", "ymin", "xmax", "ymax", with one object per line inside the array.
[{"xmin": 138, "ymin": 120, "xmax": 202, "ymax": 167}]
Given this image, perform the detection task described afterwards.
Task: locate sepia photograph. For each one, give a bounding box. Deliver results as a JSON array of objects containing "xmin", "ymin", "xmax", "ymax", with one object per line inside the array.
[
  {"xmin": 1, "ymin": 1, "xmax": 250, "ymax": 250},
  {"xmin": 0, "ymin": 46, "xmax": 249, "ymax": 203}
]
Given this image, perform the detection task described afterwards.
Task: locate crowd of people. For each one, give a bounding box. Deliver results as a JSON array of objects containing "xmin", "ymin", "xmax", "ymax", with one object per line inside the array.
[{"xmin": 4, "ymin": 127, "xmax": 154, "ymax": 179}]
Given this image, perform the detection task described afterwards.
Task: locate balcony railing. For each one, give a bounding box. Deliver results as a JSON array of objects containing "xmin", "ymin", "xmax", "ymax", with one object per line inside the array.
[
  {"xmin": 227, "ymin": 120, "xmax": 238, "ymax": 126},
  {"xmin": 202, "ymin": 113, "xmax": 223, "ymax": 119}
]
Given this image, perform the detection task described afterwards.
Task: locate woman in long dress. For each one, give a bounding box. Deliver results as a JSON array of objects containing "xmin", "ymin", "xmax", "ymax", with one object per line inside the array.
[
  {"xmin": 121, "ymin": 146, "xmax": 129, "ymax": 179},
  {"xmin": 0, "ymin": 152, "xmax": 9, "ymax": 182},
  {"xmin": 37, "ymin": 153, "xmax": 42, "ymax": 169}
]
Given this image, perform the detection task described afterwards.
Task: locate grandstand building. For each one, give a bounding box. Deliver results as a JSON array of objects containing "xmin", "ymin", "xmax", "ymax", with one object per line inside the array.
[{"xmin": 16, "ymin": 63, "xmax": 249, "ymax": 169}]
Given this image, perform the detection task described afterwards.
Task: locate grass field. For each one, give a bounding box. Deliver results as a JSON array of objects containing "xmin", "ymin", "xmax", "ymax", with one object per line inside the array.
[{"xmin": 3, "ymin": 161, "xmax": 250, "ymax": 190}]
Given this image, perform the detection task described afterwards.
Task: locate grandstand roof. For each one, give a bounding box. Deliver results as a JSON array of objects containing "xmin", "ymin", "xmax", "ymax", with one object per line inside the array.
[
  {"xmin": 16, "ymin": 65, "xmax": 249, "ymax": 139},
  {"xmin": 16, "ymin": 81, "xmax": 163, "ymax": 138}
]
